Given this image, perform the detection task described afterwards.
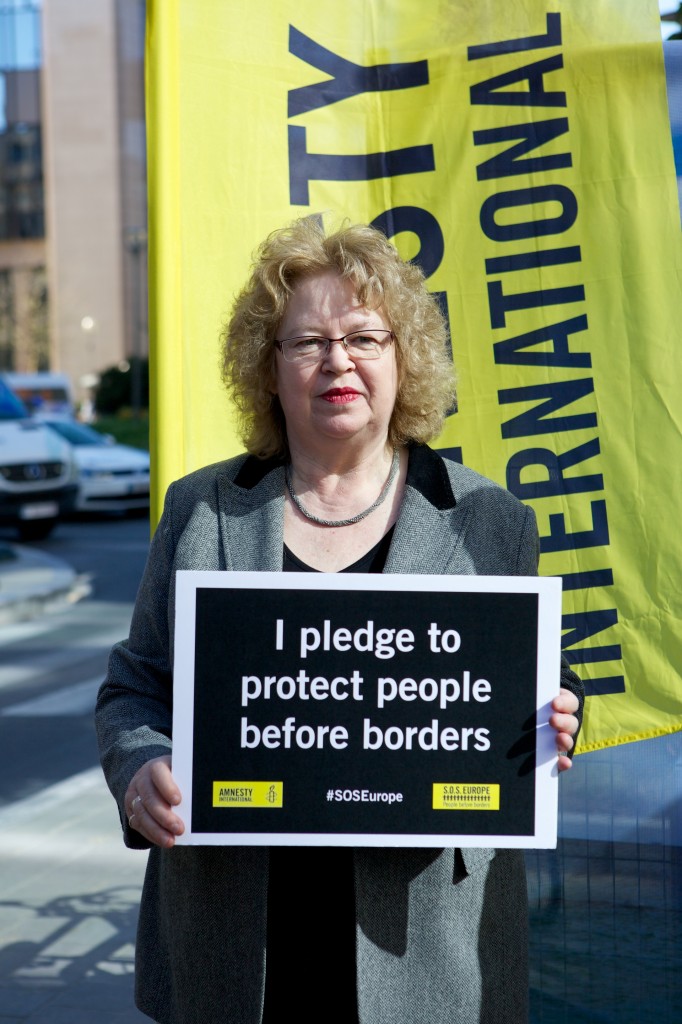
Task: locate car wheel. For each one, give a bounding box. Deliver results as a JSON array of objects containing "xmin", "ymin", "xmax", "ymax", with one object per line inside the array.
[{"xmin": 17, "ymin": 519, "xmax": 57, "ymax": 542}]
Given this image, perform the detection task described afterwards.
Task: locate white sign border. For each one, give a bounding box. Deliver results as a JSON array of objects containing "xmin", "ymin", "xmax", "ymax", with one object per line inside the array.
[{"xmin": 173, "ymin": 571, "xmax": 562, "ymax": 849}]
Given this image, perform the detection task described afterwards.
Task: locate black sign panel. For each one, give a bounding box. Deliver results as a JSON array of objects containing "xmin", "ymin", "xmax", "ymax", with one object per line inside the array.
[{"xmin": 172, "ymin": 572, "xmax": 560, "ymax": 847}]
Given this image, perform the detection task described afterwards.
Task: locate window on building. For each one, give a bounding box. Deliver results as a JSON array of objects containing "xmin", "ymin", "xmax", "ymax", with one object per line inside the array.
[
  {"xmin": 0, "ymin": 2, "xmax": 43, "ymax": 240},
  {"xmin": 0, "ymin": 269, "xmax": 14, "ymax": 370}
]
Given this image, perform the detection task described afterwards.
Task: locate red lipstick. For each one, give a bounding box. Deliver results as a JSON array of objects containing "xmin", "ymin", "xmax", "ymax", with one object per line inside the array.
[{"xmin": 320, "ymin": 387, "xmax": 360, "ymax": 404}]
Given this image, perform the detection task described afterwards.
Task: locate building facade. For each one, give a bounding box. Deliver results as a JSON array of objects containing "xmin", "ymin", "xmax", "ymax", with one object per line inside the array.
[{"xmin": 0, "ymin": 0, "xmax": 147, "ymax": 405}]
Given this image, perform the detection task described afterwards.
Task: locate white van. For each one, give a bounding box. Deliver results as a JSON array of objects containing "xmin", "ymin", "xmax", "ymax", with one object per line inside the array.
[
  {"xmin": 2, "ymin": 372, "xmax": 75, "ymax": 420},
  {"xmin": 0, "ymin": 378, "xmax": 78, "ymax": 540}
]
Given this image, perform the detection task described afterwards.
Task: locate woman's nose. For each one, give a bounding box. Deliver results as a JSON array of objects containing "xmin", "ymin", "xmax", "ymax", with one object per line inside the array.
[{"xmin": 321, "ymin": 338, "xmax": 354, "ymax": 371}]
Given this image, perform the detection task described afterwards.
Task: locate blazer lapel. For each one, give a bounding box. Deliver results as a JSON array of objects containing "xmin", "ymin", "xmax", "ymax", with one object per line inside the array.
[
  {"xmin": 384, "ymin": 446, "xmax": 476, "ymax": 576},
  {"xmin": 385, "ymin": 487, "xmax": 476, "ymax": 575},
  {"xmin": 216, "ymin": 462, "xmax": 286, "ymax": 572}
]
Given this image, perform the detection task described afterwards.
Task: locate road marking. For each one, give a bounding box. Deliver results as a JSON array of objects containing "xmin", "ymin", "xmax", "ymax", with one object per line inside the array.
[
  {"xmin": 0, "ymin": 617, "xmax": 57, "ymax": 648},
  {"xmin": 1, "ymin": 677, "xmax": 103, "ymax": 716},
  {"xmin": 0, "ymin": 765, "xmax": 104, "ymax": 829},
  {"xmin": 0, "ymin": 767, "xmax": 149, "ymax": 876},
  {"xmin": 0, "ymin": 618, "xmax": 128, "ymax": 693}
]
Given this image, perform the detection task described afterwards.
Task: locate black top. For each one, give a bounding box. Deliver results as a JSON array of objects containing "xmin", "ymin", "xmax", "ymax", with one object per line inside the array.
[
  {"xmin": 282, "ymin": 525, "xmax": 394, "ymax": 575},
  {"xmin": 262, "ymin": 530, "xmax": 394, "ymax": 1023}
]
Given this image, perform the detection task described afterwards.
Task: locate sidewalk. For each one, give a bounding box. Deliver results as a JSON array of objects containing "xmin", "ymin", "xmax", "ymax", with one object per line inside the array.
[
  {"xmin": 0, "ymin": 543, "xmax": 146, "ymax": 1022},
  {"xmin": 0, "ymin": 543, "xmax": 91, "ymax": 626},
  {"xmin": 0, "ymin": 769, "xmax": 148, "ymax": 1024}
]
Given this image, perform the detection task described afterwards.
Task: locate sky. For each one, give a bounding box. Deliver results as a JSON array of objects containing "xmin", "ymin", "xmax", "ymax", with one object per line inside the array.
[{"xmin": 660, "ymin": 1, "xmax": 682, "ymax": 39}]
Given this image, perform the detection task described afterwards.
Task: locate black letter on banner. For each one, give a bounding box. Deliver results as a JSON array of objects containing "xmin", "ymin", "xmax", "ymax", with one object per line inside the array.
[
  {"xmin": 582, "ymin": 675, "xmax": 626, "ymax": 697},
  {"xmin": 289, "ymin": 126, "xmax": 434, "ymax": 205},
  {"xmin": 371, "ymin": 207, "xmax": 454, "ymax": 375},
  {"xmin": 562, "ymin": 568, "xmax": 614, "ymax": 591},
  {"xmin": 494, "ymin": 315, "xmax": 590, "ymax": 367},
  {"xmin": 470, "ymin": 56, "xmax": 566, "ymax": 107},
  {"xmin": 507, "ymin": 439, "xmax": 603, "ymax": 499},
  {"xmin": 499, "ymin": 379, "xmax": 597, "ymax": 438},
  {"xmin": 288, "ymin": 26, "xmax": 429, "ymax": 117},
  {"xmin": 475, "ymin": 118, "xmax": 571, "ymax": 180},
  {"xmin": 486, "ymin": 246, "xmax": 581, "ymax": 275},
  {"xmin": 488, "ymin": 281, "xmax": 584, "ymax": 329},
  {"xmin": 468, "ymin": 13, "xmax": 562, "ymax": 59},
  {"xmin": 371, "ymin": 206, "xmax": 443, "ymax": 277},
  {"xmin": 561, "ymin": 609, "xmax": 622, "ymax": 666},
  {"xmin": 540, "ymin": 499, "xmax": 609, "ymax": 552},
  {"xmin": 480, "ymin": 184, "xmax": 577, "ymax": 241}
]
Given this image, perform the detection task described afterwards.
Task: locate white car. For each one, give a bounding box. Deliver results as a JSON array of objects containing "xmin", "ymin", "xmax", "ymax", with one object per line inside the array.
[
  {"xmin": 44, "ymin": 420, "xmax": 150, "ymax": 513},
  {"xmin": 0, "ymin": 380, "xmax": 79, "ymax": 540}
]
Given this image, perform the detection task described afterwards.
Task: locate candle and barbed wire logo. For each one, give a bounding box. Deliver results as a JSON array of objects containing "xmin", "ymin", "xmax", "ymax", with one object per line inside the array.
[{"xmin": 212, "ymin": 782, "xmax": 283, "ymax": 807}]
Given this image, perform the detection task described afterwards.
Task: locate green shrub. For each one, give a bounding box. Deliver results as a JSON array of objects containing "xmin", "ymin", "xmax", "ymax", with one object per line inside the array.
[
  {"xmin": 94, "ymin": 358, "xmax": 149, "ymax": 415},
  {"xmin": 92, "ymin": 413, "xmax": 150, "ymax": 451}
]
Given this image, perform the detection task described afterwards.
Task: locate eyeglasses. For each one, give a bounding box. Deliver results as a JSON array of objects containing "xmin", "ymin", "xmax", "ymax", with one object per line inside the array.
[{"xmin": 274, "ymin": 329, "xmax": 394, "ymax": 366}]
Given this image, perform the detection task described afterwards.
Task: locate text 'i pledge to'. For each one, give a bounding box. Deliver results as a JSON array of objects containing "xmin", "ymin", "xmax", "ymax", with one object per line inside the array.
[
  {"xmin": 275, "ymin": 618, "xmax": 464, "ymax": 659},
  {"xmin": 241, "ymin": 617, "xmax": 494, "ymax": 709}
]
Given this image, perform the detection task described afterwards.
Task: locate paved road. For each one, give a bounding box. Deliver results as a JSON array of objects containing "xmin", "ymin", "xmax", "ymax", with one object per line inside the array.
[{"xmin": 0, "ymin": 515, "xmax": 152, "ymax": 1023}]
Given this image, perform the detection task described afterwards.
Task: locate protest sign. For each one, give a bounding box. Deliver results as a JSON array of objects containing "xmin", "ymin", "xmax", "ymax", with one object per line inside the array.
[{"xmin": 173, "ymin": 571, "xmax": 561, "ymax": 847}]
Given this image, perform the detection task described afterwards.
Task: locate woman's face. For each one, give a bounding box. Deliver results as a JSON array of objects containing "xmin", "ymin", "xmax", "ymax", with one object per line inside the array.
[{"xmin": 273, "ymin": 271, "xmax": 398, "ymax": 455}]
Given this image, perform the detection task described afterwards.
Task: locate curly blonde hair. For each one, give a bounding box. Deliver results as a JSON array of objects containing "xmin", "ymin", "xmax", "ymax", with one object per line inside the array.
[{"xmin": 221, "ymin": 217, "xmax": 455, "ymax": 457}]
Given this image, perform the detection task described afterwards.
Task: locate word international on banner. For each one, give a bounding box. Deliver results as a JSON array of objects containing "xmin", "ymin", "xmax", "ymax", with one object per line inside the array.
[
  {"xmin": 147, "ymin": 0, "xmax": 682, "ymax": 752},
  {"xmin": 172, "ymin": 571, "xmax": 562, "ymax": 848}
]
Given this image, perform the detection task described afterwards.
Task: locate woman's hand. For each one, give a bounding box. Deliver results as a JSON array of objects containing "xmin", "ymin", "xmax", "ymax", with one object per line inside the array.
[
  {"xmin": 125, "ymin": 755, "xmax": 185, "ymax": 847},
  {"xmin": 550, "ymin": 688, "xmax": 580, "ymax": 772}
]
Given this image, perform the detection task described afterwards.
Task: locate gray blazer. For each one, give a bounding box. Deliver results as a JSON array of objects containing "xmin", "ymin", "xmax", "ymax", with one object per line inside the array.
[{"xmin": 96, "ymin": 445, "xmax": 583, "ymax": 1024}]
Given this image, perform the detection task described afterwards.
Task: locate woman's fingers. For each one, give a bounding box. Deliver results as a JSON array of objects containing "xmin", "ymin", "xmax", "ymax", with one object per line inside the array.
[
  {"xmin": 551, "ymin": 711, "xmax": 579, "ymax": 738},
  {"xmin": 550, "ymin": 689, "xmax": 580, "ymax": 742},
  {"xmin": 554, "ymin": 728, "xmax": 576, "ymax": 772},
  {"xmin": 148, "ymin": 756, "xmax": 182, "ymax": 806},
  {"xmin": 130, "ymin": 798, "xmax": 182, "ymax": 847},
  {"xmin": 552, "ymin": 688, "xmax": 580, "ymax": 716},
  {"xmin": 125, "ymin": 755, "xmax": 185, "ymax": 847},
  {"xmin": 550, "ymin": 688, "xmax": 580, "ymax": 772}
]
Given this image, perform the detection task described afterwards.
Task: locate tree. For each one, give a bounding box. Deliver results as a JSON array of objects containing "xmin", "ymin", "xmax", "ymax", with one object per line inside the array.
[{"xmin": 94, "ymin": 357, "xmax": 149, "ymax": 415}]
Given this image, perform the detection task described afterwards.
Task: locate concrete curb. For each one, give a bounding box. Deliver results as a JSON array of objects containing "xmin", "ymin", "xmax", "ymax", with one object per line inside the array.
[{"xmin": 0, "ymin": 544, "xmax": 91, "ymax": 625}]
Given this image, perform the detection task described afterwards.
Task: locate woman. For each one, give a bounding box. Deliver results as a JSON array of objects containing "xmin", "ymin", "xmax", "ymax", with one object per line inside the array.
[{"xmin": 96, "ymin": 218, "xmax": 582, "ymax": 1024}]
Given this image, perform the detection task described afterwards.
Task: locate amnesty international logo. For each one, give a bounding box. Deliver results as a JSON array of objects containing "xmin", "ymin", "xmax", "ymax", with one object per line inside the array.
[
  {"xmin": 213, "ymin": 782, "xmax": 283, "ymax": 808},
  {"xmin": 433, "ymin": 784, "xmax": 500, "ymax": 811}
]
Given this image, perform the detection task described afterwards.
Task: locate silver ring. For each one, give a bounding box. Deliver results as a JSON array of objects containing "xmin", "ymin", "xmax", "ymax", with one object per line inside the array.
[
  {"xmin": 129, "ymin": 813, "xmax": 136, "ymax": 826},
  {"xmin": 132, "ymin": 794, "xmax": 143, "ymax": 810}
]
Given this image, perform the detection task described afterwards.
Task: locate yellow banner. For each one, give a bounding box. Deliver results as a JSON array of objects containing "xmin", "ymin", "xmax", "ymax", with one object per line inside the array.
[{"xmin": 147, "ymin": 0, "xmax": 682, "ymax": 752}]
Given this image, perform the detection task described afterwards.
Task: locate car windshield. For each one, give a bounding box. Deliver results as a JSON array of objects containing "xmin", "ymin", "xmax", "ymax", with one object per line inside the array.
[
  {"xmin": 45, "ymin": 421, "xmax": 109, "ymax": 446},
  {"xmin": 0, "ymin": 379, "xmax": 29, "ymax": 420}
]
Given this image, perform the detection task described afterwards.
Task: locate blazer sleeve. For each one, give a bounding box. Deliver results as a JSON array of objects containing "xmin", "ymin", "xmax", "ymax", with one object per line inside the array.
[
  {"xmin": 95, "ymin": 482, "xmax": 179, "ymax": 849},
  {"xmin": 516, "ymin": 503, "xmax": 585, "ymax": 745}
]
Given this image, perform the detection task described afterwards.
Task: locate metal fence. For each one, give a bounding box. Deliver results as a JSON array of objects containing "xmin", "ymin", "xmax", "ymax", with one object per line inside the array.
[{"xmin": 528, "ymin": 730, "xmax": 682, "ymax": 1023}]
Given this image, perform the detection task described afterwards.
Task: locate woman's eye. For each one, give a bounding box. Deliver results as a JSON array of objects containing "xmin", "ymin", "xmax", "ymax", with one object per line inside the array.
[{"xmin": 294, "ymin": 337, "xmax": 323, "ymax": 350}]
